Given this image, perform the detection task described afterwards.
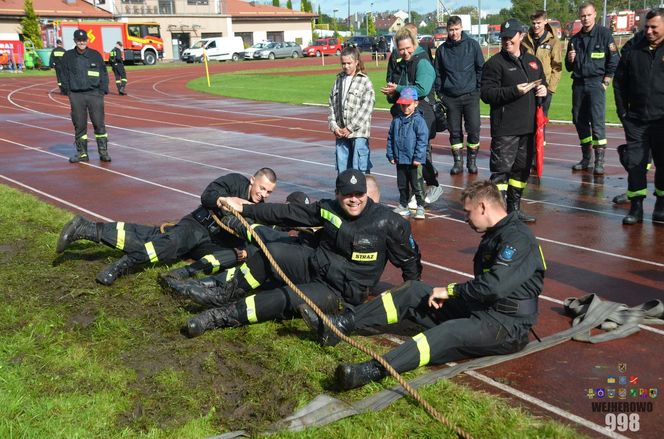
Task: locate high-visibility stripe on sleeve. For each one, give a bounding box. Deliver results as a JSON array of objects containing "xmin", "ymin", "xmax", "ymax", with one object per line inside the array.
[
  {"xmin": 380, "ymin": 291, "xmax": 398, "ymax": 324},
  {"xmin": 245, "ymin": 295, "xmax": 257, "ymax": 323},
  {"xmin": 202, "ymin": 254, "xmax": 220, "ymax": 273},
  {"xmin": 115, "ymin": 222, "xmax": 125, "ymax": 250},
  {"xmin": 538, "ymin": 245, "xmax": 547, "ymax": 271},
  {"xmin": 225, "ymin": 267, "xmax": 237, "ymax": 281},
  {"xmin": 144, "ymin": 242, "xmax": 159, "ymax": 263},
  {"xmin": 239, "ymin": 263, "xmax": 260, "ymax": 289},
  {"xmin": 247, "ymin": 223, "xmax": 261, "ymax": 242},
  {"xmin": 655, "ymin": 188, "xmax": 664, "ymax": 197},
  {"xmin": 413, "ymin": 333, "xmax": 431, "ymax": 367},
  {"xmin": 320, "ymin": 209, "xmax": 342, "ymax": 228}
]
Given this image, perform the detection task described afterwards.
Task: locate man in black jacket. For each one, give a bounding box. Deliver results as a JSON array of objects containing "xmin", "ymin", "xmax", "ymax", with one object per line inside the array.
[
  {"xmin": 183, "ymin": 169, "xmax": 422, "ymax": 338},
  {"xmin": 60, "ymin": 29, "xmax": 110, "ymax": 163},
  {"xmin": 48, "ymin": 39, "xmax": 66, "ymax": 95},
  {"xmin": 55, "ymin": 168, "xmax": 277, "ymax": 285},
  {"xmin": 613, "ymin": 8, "xmax": 664, "ymax": 224},
  {"xmin": 300, "ymin": 180, "xmax": 545, "ymax": 390},
  {"xmin": 435, "ymin": 15, "xmax": 484, "ymax": 175},
  {"xmin": 565, "ymin": 2, "xmax": 619, "ymax": 175},
  {"xmin": 481, "ymin": 19, "xmax": 547, "ymax": 223},
  {"xmin": 109, "ymin": 41, "xmax": 127, "ymax": 95}
]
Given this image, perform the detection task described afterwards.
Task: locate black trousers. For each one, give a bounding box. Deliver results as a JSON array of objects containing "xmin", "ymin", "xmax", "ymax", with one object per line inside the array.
[
  {"xmin": 351, "ymin": 281, "xmax": 531, "ymax": 373},
  {"xmin": 443, "ymin": 92, "xmax": 481, "ymax": 149},
  {"xmin": 69, "ymin": 91, "xmax": 106, "ymax": 141},
  {"xmin": 572, "ymin": 80, "xmax": 606, "ymax": 147},
  {"xmin": 621, "ymin": 117, "xmax": 664, "ymax": 198},
  {"xmin": 489, "ymin": 134, "xmax": 534, "ymax": 190},
  {"xmin": 396, "ymin": 164, "xmax": 424, "ymax": 207},
  {"xmin": 111, "ymin": 63, "xmax": 127, "ymax": 91}
]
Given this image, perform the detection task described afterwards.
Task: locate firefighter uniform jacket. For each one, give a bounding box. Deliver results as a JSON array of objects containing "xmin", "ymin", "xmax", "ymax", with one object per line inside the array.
[
  {"xmin": 522, "ymin": 24, "xmax": 563, "ymax": 94},
  {"xmin": 450, "ymin": 211, "xmax": 545, "ymax": 325},
  {"xmin": 565, "ymin": 24, "xmax": 619, "ymax": 81},
  {"xmin": 243, "ymin": 198, "xmax": 422, "ymax": 304},
  {"xmin": 480, "ymin": 49, "xmax": 547, "ymax": 137},
  {"xmin": 200, "ymin": 173, "xmax": 251, "ymax": 217},
  {"xmin": 109, "ymin": 47, "xmax": 123, "ymax": 64},
  {"xmin": 60, "ymin": 47, "xmax": 109, "ymax": 95},
  {"xmin": 49, "ymin": 46, "xmax": 66, "ymax": 69}
]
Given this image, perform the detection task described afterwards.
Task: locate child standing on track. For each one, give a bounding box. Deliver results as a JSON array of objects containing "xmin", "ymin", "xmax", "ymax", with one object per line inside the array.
[{"xmin": 387, "ymin": 87, "xmax": 428, "ymax": 220}]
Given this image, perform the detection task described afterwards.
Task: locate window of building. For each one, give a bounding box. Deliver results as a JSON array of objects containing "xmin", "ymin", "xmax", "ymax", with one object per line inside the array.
[
  {"xmin": 158, "ymin": 0, "xmax": 175, "ymax": 14},
  {"xmin": 201, "ymin": 32, "xmax": 222, "ymax": 38},
  {"xmin": 187, "ymin": 0, "xmax": 209, "ymax": 4}
]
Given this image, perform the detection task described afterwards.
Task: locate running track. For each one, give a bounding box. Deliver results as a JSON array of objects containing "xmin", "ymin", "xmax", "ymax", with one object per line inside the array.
[{"xmin": 0, "ymin": 58, "xmax": 662, "ymax": 438}]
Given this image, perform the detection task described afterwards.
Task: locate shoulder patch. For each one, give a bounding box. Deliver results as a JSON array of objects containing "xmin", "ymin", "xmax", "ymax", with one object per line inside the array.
[
  {"xmin": 499, "ymin": 245, "xmax": 517, "ymax": 261},
  {"xmin": 408, "ymin": 234, "xmax": 416, "ymax": 250},
  {"xmin": 609, "ymin": 43, "xmax": 617, "ymax": 52},
  {"xmin": 528, "ymin": 61, "xmax": 539, "ymax": 70}
]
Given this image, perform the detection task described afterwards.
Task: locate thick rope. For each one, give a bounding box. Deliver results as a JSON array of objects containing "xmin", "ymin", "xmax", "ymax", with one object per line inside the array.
[{"xmin": 214, "ymin": 202, "xmax": 473, "ymax": 439}]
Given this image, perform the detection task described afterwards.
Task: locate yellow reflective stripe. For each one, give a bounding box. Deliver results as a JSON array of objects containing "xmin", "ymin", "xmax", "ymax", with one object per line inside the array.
[
  {"xmin": 413, "ymin": 333, "xmax": 430, "ymax": 367},
  {"xmin": 245, "ymin": 295, "xmax": 257, "ymax": 323},
  {"xmin": 239, "ymin": 263, "xmax": 260, "ymax": 289},
  {"xmin": 655, "ymin": 188, "xmax": 664, "ymax": 197},
  {"xmin": 467, "ymin": 143, "xmax": 480, "ymax": 149},
  {"xmin": 144, "ymin": 242, "xmax": 159, "ymax": 263},
  {"xmin": 579, "ymin": 136, "xmax": 592, "ymax": 145},
  {"xmin": 121, "ymin": 79, "xmax": 128, "ymax": 82},
  {"xmin": 450, "ymin": 143, "xmax": 463, "ymax": 150},
  {"xmin": 496, "ymin": 183, "xmax": 508, "ymax": 192},
  {"xmin": 247, "ymin": 223, "xmax": 261, "ymax": 242},
  {"xmin": 202, "ymin": 254, "xmax": 220, "ymax": 273},
  {"xmin": 78, "ymin": 134, "xmax": 88, "ymax": 141},
  {"xmin": 593, "ymin": 139, "xmax": 607, "ymax": 146},
  {"xmin": 647, "ymin": 162, "xmax": 653, "ymax": 171},
  {"xmin": 115, "ymin": 80, "xmax": 122, "ymax": 84},
  {"xmin": 446, "ymin": 283, "xmax": 456, "ymax": 296},
  {"xmin": 88, "ymin": 70, "xmax": 100, "ymax": 77},
  {"xmin": 591, "ymin": 52, "xmax": 605, "ymax": 58},
  {"xmin": 54, "ymin": 52, "xmax": 64, "ymax": 57},
  {"xmin": 95, "ymin": 133, "xmax": 108, "ymax": 138},
  {"xmin": 508, "ymin": 179, "xmax": 527, "ymax": 189},
  {"xmin": 380, "ymin": 291, "xmax": 398, "ymax": 324},
  {"xmin": 538, "ymin": 245, "xmax": 547, "ymax": 271},
  {"xmin": 115, "ymin": 222, "xmax": 125, "ymax": 250},
  {"xmin": 627, "ymin": 189, "xmax": 647, "ymax": 198},
  {"xmin": 482, "ymin": 268, "xmax": 490, "ymax": 273},
  {"xmin": 320, "ymin": 208, "xmax": 342, "ymax": 228},
  {"xmin": 351, "ymin": 251, "xmax": 377, "ymax": 261},
  {"xmin": 225, "ymin": 267, "xmax": 237, "ymax": 281}
]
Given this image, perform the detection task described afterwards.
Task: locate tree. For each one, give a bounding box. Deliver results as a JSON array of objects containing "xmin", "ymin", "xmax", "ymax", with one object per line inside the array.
[
  {"xmin": 20, "ymin": 0, "xmax": 42, "ymax": 49},
  {"xmin": 272, "ymin": 0, "xmax": 280, "ymax": 7},
  {"xmin": 368, "ymin": 14, "xmax": 376, "ymax": 36},
  {"xmin": 286, "ymin": 0, "xmax": 292, "ymax": 10}
]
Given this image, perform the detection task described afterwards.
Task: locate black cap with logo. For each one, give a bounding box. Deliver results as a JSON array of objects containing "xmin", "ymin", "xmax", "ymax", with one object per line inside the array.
[
  {"xmin": 73, "ymin": 29, "xmax": 88, "ymax": 41},
  {"xmin": 335, "ymin": 169, "xmax": 367, "ymax": 196}
]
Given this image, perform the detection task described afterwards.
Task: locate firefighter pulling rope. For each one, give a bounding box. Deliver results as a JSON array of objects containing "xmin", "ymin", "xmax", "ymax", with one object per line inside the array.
[{"xmin": 213, "ymin": 200, "xmax": 473, "ymax": 439}]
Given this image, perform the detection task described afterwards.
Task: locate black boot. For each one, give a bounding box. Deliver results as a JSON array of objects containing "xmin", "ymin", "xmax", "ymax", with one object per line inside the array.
[
  {"xmin": 653, "ymin": 197, "xmax": 664, "ymax": 223},
  {"xmin": 96, "ymin": 255, "xmax": 134, "ymax": 286},
  {"xmin": 56, "ymin": 215, "xmax": 100, "ymax": 253},
  {"xmin": 572, "ymin": 143, "xmax": 592, "ymax": 171},
  {"xmin": 119, "ymin": 83, "xmax": 127, "ymax": 95},
  {"xmin": 69, "ymin": 139, "xmax": 89, "ymax": 163},
  {"xmin": 612, "ymin": 192, "xmax": 629, "ymax": 204},
  {"xmin": 623, "ymin": 197, "xmax": 644, "ymax": 225},
  {"xmin": 164, "ymin": 276, "xmax": 244, "ymax": 307},
  {"xmin": 466, "ymin": 146, "xmax": 478, "ymax": 174},
  {"xmin": 185, "ymin": 304, "xmax": 242, "ymax": 338},
  {"xmin": 593, "ymin": 147, "xmax": 606, "ymax": 175},
  {"xmin": 450, "ymin": 148, "xmax": 464, "ymax": 175},
  {"xmin": 158, "ymin": 265, "xmax": 197, "ymax": 282},
  {"xmin": 336, "ymin": 360, "xmax": 387, "ymax": 390},
  {"xmin": 97, "ymin": 136, "xmax": 111, "ymax": 162},
  {"xmin": 299, "ymin": 304, "xmax": 355, "ymax": 347},
  {"xmin": 507, "ymin": 187, "xmax": 536, "ymax": 223}
]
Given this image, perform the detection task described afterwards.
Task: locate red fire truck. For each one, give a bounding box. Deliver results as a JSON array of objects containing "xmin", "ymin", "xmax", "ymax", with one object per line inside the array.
[
  {"xmin": 607, "ymin": 10, "xmax": 636, "ymax": 35},
  {"xmin": 44, "ymin": 21, "xmax": 163, "ymax": 65}
]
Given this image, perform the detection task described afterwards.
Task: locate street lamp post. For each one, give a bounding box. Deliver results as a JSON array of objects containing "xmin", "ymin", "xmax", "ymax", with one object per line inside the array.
[
  {"xmin": 367, "ymin": 2, "xmax": 373, "ymax": 35},
  {"xmin": 333, "ymin": 9, "xmax": 338, "ymax": 33},
  {"xmin": 348, "ymin": 0, "xmax": 351, "ymax": 30}
]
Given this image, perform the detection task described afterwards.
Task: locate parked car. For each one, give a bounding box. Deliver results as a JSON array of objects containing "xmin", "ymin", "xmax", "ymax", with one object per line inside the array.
[
  {"xmin": 182, "ymin": 37, "xmax": 245, "ymax": 63},
  {"xmin": 418, "ymin": 35, "xmax": 436, "ymax": 51},
  {"xmin": 302, "ymin": 37, "xmax": 343, "ymax": 57},
  {"xmin": 252, "ymin": 41, "xmax": 302, "ymax": 60},
  {"xmin": 342, "ymin": 35, "xmax": 376, "ymax": 52},
  {"xmin": 243, "ymin": 41, "xmax": 270, "ymax": 60},
  {"xmin": 488, "ymin": 31, "xmax": 501, "ymax": 45}
]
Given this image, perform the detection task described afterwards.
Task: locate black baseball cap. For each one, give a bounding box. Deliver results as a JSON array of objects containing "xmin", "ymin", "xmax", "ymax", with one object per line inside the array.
[
  {"xmin": 335, "ymin": 169, "xmax": 367, "ymax": 196},
  {"xmin": 500, "ymin": 19, "xmax": 525, "ymax": 38},
  {"xmin": 73, "ymin": 29, "xmax": 88, "ymax": 41},
  {"xmin": 286, "ymin": 191, "xmax": 310, "ymax": 205}
]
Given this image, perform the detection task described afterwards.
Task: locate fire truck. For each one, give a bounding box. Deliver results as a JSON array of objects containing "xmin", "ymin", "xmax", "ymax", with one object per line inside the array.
[
  {"xmin": 607, "ymin": 10, "xmax": 636, "ymax": 35},
  {"xmin": 44, "ymin": 22, "xmax": 163, "ymax": 65}
]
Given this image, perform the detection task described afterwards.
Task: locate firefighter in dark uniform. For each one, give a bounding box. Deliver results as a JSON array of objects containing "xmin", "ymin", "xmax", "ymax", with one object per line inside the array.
[
  {"xmin": 60, "ymin": 29, "xmax": 111, "ymax": 163},
  {"xmin": 565, "ymin": 2, "xmax": 620, "ymax": 175},
  {"xmin": 49, "ymin": 39, "xmax": 66, "ymax": 95},
  {"xmin": 481, "ymin": 19, "xmax": 547, "ymax": 223},
  {"xmin": 300, "ymin": 181, "xmax": 545, "ymax": 390},
  {"xmin": 109, "ymin": 41, "xmax": 127, "ymax": 95},
  {"xmin": 614, "ymin": 8, "xmax": 664, "ymax": 225},
  {"xmin": 183, "ymin": 169, "xmax": 422, "ymax": 338},
  {"xmin": 55, "ymin": 168, "xmax": 277, "ymax": 285}
]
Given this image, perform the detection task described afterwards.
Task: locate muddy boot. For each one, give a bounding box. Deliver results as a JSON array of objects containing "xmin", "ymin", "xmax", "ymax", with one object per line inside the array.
[
  {"xmin": 593, "ymin": 147, "xmax": 606, "ymax": 175},
  {"xmin": 653, "ymin": 197, "xmax": 664, "ymax": 223},
  {"xmin": 299, "ymin": 305, "xmax": 355, "ymax": 347},
  {"xmin": 623, "ymin": 197, "xmax": 644, "ymax": 225},
  {"xmin": 97, "ymin": 136, "xmax": 111, "ymax": 162},
  {"xmin": 185, "ymin": 304, "xmax": 242, "ymax": 338},
  {"xmin": 167, "ymin": 276, "xmax": 244, "ymax": 307},
  {"xmin": 96, "ymin": 255, "xmax": 134, "ymax": 286},
  {"xmin": 572, "ymin": 143, "xmax": 592, "ymax": 171},
  {"xmin": 466, "ymin": 146, "xmax": 478, "ymax": 174},
  {"xmin": 158, "ymin": 265, "xmax": 197, "ymax": 283},
  {"xmin": 612, "ymin": 193, "xmax": 629, "ymax": 204},
  {"xmin": 336, "ymin": 360, "xmax": 387, "ymax": 390},
  {"xmin": 69, "ymin": 138, "xmax": 89, "ymax": 163},
  {"xmin": 507, "ymin": 186, "xmax": 536, "ymax": 223},
  {"xmin": 449, "ymin": 148, "xmax": 464, "ymax": 175},
  {"xmin": 56, "ymin": 215, "xmax": 100, "ymax": 253}
]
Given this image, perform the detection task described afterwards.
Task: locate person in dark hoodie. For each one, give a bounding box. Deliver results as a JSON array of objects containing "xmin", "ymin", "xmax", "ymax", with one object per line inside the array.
[
  {"xmin": 435, "ymin": 15, "xmax": 484, "ymax": 175},
  {"xmin": 481, "ymin": 19, "xmax": 547, "ymax": 223}
]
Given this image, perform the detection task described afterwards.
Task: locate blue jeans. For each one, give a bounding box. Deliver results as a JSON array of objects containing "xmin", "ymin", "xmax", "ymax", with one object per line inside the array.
[{"xmin": 335, "ymin": 137, "xmax": 372, "ymax": 173}]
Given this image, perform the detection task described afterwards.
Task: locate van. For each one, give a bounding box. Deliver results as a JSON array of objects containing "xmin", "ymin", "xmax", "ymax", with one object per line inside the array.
[{"xmin": 182, "ymin": 37, "xmax": 244, "ymax": 63}]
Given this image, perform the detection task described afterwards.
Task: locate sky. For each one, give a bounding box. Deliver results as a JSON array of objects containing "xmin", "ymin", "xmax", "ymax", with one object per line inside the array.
[{"xmin": 314, "ymin": 0, "xmax": 513, "ymax": 17}]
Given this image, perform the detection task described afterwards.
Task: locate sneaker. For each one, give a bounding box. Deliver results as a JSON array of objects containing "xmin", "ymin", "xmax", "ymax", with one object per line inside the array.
[
  {"xmin": 414, "ymin": 206, "xmax": 425, "ymax": 219},
  {"xmin": 393, "ymin": 205, "xmax": 411, "ymax": 217},
  {"xmin": 407, "ymin": 195, "xmax": 417, "ymax": 210},
  {"xmin": 425, "ymin": 185, "xmax": 444, "ymax": 204}
]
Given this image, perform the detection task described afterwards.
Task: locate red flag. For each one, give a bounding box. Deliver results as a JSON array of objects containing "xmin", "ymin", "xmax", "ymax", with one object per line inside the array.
[{"xmin": 535, "ymin": 105, "xmax": 548, "ymax": 177}]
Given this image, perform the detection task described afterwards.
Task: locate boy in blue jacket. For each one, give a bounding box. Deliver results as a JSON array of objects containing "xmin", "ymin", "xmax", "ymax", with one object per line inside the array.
[{"xmin": 387, "ymin": 87, "xmax": 429, "ymax": 219}]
